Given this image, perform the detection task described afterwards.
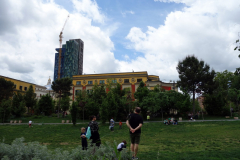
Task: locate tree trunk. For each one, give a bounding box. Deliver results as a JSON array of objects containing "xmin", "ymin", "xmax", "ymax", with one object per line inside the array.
[
  {"xmin": 193, "ymin": 90, "xmax": 195, "ymax": 114},
  {"xmin": 83, "ymin": 107, "xmax": 84, "ymax": 122},
  {"xmin": 58, "ymin": 92, "xmax": 61, "ymax": 118},
  {"xmin": 161, "ymin": 107, "xmax": 163, "ymax": 121}
]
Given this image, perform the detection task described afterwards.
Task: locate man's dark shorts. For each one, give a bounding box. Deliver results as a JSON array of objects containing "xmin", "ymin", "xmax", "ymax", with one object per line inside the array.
[{"xmin": 130, "ymin": 133, "xmax": 141, "ymax": 144}]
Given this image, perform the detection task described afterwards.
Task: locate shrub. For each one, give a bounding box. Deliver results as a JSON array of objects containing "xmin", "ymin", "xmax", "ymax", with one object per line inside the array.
[
  {"xmin": 0, "ymin": 99, "xmax": 12, "ymax": 123},
  {"xmin": 51, "ymin": 113, "xmax": 57, "ymax": 117},
  {"xmin": 33, "ymin": 115, "xmax": 43, "ymax": 119},
  {"xmin": 23, "ymin": 114, "xmax": 31, "ymax": 117},
  {"xmin": 233, "ymin": 112, "xmax": 239, "ymax": 117},
  {"xmin": 0, "ymin": 138, "xmax": 132, "ymax": 160}
]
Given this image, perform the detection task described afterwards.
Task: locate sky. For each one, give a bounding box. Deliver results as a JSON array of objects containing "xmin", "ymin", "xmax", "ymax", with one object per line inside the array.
[{"xmin": 0, "ymin": 0, "xmax": 240, "ymax": 86}]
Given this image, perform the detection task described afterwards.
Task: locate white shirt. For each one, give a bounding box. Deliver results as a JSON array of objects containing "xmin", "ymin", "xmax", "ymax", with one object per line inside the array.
[
  {"xmin": 117, "ymin": 142, "xmax": 125, "ymax": 149},
  {"xmin": 29, "ymin": 121, "xmax": 32, "ymax": 124}
]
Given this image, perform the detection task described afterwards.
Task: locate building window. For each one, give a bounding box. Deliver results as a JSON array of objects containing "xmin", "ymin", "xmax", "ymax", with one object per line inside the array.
[
  {"xmin": 124, "ymin": 79, "xmax": 129, "ymax": 83},
  {"xmin": 76, "ymin": 81, "xmax": 81, "ymax": 85},
  {"xmin": 99, "ymin": 80, "xmax": 105, "ymax": 84},
  {"xmin": 14, "ymin": 84, "xmax": 16, "ymax": 89},
  {"xmin": 112, "ymin": 80, "xmax": 117, "ymax": 83},
  {"xmin": 24, "ymin": 87, "xmax": 27, "ymax": 91},
  {"xmin": 19, "ymin": 86, "xmax": 22, "ymax": 90},
  {"xmin": 137, "ymin": 79, "xmax": 142, "ymax": 82},
  {"xmin": 87, "ymin": 90, "xmax": 92, "ymax": 94},
  {"xmin": 88, "ymin": 81, "xmax": 93, "ymax": 84},
  {"xmin": 75, "ymin": 90, "xmax": 81, "ymax": 95}
]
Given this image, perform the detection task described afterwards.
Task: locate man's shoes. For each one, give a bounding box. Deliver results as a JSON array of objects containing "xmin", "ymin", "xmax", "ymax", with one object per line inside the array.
[{"xmin": 132, "ymin": 157, "xmax": 139, "ymax": 159}]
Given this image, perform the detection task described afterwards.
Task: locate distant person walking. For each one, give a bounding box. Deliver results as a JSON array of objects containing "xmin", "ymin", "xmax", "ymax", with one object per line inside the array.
[
  {"xmin": 147, "ymin": 115, "xmax": 150, "ymax": 121},
  {"xmin": 110, "ymin": 117, "xmax": 115, "ymax": 132},
  {"xmin": 88, "ymin": 115, "xmax": 101, "ymax": 147},
  {"xmin": 29, "ymin": 120, "xmax": 32, "ymax": 128},
  {"xmin": 126, "ymin": 107, "xmax": 143, "ymax": 159},
  {"xmin": 119, "ymin": 120, "xmax": 122, "ymax": 129}
]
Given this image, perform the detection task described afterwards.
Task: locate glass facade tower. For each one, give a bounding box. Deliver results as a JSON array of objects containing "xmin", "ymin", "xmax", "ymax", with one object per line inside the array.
[{"xmin": 54, "ymin": 39, "xmax": 84, "ymax": 81}]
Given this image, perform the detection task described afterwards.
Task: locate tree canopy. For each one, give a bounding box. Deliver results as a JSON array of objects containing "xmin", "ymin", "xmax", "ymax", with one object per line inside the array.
[
  {"xmin": 51, "ymin": 77, "xmax": 72, "ymax": 117},
  {"xmin": 176, "ymin": 55, "xmax": 215, "ymax": 113},
  {"xmin": 24, "ymin": 85, "xmax": 36, "ymax": 113},
  {"xmin": 0, "ymin": 78, "xmax": 14, "ymax": 103}
]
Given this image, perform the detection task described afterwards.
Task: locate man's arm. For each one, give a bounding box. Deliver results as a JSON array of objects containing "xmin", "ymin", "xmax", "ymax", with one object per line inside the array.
[
  {"xmin": 131, "ymin": 123, "xmax": 142, "ymax": 133},
  {"xmin": 126, "ymin": 120, "xmax": 133, "ymax": 130}
]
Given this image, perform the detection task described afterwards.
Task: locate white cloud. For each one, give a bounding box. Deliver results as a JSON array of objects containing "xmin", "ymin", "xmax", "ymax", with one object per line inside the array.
[
  {"xmin": 121, "ymin": 10, "xmax": 135, "ymax": 17},
  {"xmin": 124, "ymin": 55, "xmax": 130, "ymax": 60},
  {"xmin": 0, "ymin": 0, "xmax": 118, "ymax": 85},
  {"xmin": 117, "ymin": 0, "xmax": 240, "ymax": 81},
  {"xmin": 72, "ymin": 0, "xmax": 105, "ymax": 23},
  {"xmin": 1, "ymin": 0, "xmax": 240, "ymax": 86}
]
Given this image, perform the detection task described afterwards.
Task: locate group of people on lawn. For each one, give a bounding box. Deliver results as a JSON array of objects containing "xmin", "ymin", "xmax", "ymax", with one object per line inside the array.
[
  {"xmin": 164, "ymin": 117, "xmax": 178, "ymax": 125},
  {"xmin": 80, "ymin": 107, "xmax": 143, "ymax": 159}
]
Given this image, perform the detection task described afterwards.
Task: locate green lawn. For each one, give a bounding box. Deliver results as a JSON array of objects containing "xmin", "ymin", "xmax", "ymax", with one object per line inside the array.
[
  {"xmin": 1, "ymin": 121, "xmax": 240, "ymax": 159},
  {"xmin": 8, "ymin": 115, "xmax": 90, "ymax": 123},
  {"xmin": 8, "ymin": 114, "xmax": 236, "ymax": 124}
]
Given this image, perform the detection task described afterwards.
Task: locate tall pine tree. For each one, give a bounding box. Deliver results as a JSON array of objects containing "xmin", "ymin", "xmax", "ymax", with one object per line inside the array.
[{"xmin": 176, "ymin": 55, "xmax": 215, "ymax": 114}]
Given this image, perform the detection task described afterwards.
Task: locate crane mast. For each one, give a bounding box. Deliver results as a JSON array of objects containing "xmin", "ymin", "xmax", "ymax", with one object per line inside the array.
[{"xmin": 58, "ymin": 15, "xmax": 70, "ymax": 79}]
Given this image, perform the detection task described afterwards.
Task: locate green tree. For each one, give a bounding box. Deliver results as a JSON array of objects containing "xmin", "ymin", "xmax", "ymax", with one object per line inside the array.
[
  {"xmin": 24, "ymin": 85, "xmax": 36, "ymax": 113},
  {"xmin": 11, "ymin": 92, "xmax": 26, "ymax": 117},
  {"xmin": 204, "ymin": 92, "xmax": 227, "ymax": 115},
  {"xmin": 37, "ymin": 94, "xmax": 54, "ymax": 116},
  {"xmin": 134, "ymin": 81, "xmax": 149, "ymax": 103},
  {"xmin": 228, "ymin": 88, "xmax": 240, "ymax": 112},
  {"xmin": 70, "ymin": 101, "xmax": 78, "ymax": 125},
  {"xmin": 61, "ymin": 96, "xmax": 70, "ymax": 112},
  {"xmin": 0, "ymin": 78, "xmax": 14, "ymax": 102},
  {"xmin": 134, "ymin": 81, "xmax": 149, "ymax": 118},
  {"xmin": 234, "ymin": 38, "xmax": 240, "ymax": 53},
  {"xmin": 176, "ymin": 55, "xmax": 215, "ymax": 114},
  {"xmin": 214, "ymin": 70, "xmax": 234, "ymax": 92},
  {"xmin": 0, "ymin": 99, "xmax": 12, "ymax": 123},
  {"xmin": 51, "ymin": 77, "xmax": 72, "ymax": 118}
]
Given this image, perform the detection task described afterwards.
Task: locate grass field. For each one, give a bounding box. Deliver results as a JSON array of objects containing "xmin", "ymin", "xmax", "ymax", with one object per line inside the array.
[
  {"xmin": 8, "ymin": 114, "xmax": 236, "ymax": 124},
  {"xmin": 1, "ymin": 121, "xmax": 240, "ymax": 159}
]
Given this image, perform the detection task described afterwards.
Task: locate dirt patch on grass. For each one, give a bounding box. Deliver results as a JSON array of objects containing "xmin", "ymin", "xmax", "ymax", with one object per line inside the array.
[
  {"xmin": 60, "ymin": 142, "xmax": 69, "ymax": 145},
  {"xmin": 43, "ymin": 143, "xmax": 51, "ymax": 145}
]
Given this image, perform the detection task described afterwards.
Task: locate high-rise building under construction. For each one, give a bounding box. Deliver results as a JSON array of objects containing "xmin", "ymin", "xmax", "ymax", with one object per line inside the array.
[{"xmin": 54, "ymin": 39, "xmax": 84, "ymax": 81}]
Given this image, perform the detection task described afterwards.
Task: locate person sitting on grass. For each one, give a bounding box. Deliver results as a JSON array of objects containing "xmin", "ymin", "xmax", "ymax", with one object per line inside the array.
[
  {"xmin": 168, "ymin": 117, "xmax": 171, "ymax": 124},
  {"xmin": 173, "ymin": 119, "xmax": 178, "ymax": 125},
  {"xmin": 80, "ymin": 127, "xmax": 87, "ymax": 150},
  {"xmin": 164, "ymin": 119, "xmax": 168, "ymax": 125},
  {"xmin": 117, "ymin": 140, "xmax": 127, "ymax": 151}
]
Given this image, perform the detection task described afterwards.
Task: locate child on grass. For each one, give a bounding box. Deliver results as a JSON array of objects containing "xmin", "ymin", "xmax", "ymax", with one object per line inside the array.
[
  {"xmin": 117, "ymin": 140, "xmax": 127, "ymax": 151},
  {"xmin": 119, "ymin": 120, "xmax": 122, "ymax": 129},
  {"xmin": 80, "ymin": 127, "xmax": 87, "ymax": 150},
  {"xmin": 29, "ymin": 120, "xmax": 32, "ymax": 128}
]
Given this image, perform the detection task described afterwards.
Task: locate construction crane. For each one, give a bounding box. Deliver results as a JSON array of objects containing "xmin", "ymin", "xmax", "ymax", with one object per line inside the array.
[{"xmin": 58, "ymin": 15, "xmax": 70, "ymax": 79}]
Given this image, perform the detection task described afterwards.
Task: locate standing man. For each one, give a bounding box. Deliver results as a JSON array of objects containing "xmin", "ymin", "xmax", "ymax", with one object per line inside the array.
[{"xmin": 126, "ymin": 107, "xmax": 143, "ymax": 160}]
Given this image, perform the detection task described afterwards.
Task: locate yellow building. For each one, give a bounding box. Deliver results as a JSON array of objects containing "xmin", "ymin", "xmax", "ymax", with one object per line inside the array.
[
  {"xmin": 0, "ymin": 75, "xmax": 36, "ymax": 94},
  {"xmin": 71, "ymin": 71, "xmax": 177, "ymax": 100}
]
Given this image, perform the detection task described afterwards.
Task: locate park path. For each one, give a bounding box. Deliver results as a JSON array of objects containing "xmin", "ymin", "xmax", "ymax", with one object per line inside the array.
[{"xmin": 0, "ymin": 119, "xmax": 239, "ymax": 125}]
